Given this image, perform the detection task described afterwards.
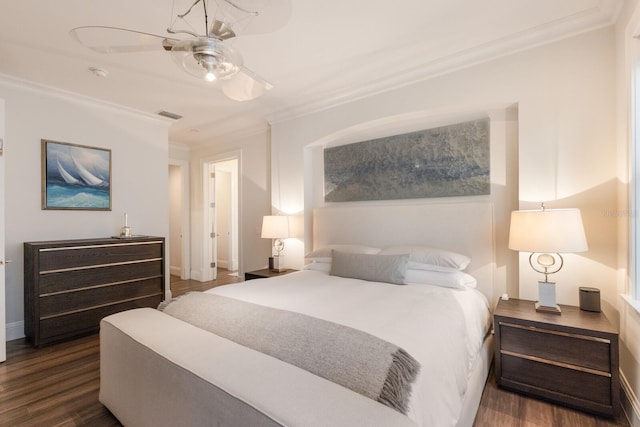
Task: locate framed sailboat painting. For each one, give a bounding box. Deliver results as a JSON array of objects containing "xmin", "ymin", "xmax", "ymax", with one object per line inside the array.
[{"xmin": 41, "ymin": 139, "xmax": 112, "ymax": 210}]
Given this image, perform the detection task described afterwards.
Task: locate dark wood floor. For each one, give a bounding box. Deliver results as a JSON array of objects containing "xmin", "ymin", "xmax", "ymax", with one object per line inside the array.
[
  {"xmin": 169, "ymin": 269, "xmax": 240, "ymax": 297},
  {"xmin": 0, "ymin": 269, "xmax": 632, "ymax": 426},
  {"xmin": 473, "ymin": 368, "xmax": 630, "ymax": 427}
]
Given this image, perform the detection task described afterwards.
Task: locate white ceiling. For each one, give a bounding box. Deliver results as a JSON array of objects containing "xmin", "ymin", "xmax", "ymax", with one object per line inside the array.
[{"xmin": 0, "ymin": 0, "xmax": 621, "ymax": 148}]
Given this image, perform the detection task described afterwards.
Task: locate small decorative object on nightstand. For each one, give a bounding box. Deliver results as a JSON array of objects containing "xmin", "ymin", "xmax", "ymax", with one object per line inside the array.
[
  {"xmin": 494, "ymin": 297, "xmax": 619, "ymax": 417},
  {"xmin": 244, "ymin": 268, "xmax": 297, "ymax": 281}
]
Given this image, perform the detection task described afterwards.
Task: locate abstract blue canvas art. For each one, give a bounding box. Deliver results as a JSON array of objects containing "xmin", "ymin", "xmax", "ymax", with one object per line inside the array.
[
  {"xmin": 324, "ymin": 118, "xmax": 490, "ymax": 202},
  {"xmin": 42, "ymin": 139, "xmax": 112, "ymax": 210}
]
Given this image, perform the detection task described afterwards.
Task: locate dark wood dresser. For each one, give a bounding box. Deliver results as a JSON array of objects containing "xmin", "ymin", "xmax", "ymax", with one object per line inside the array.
[
  {"xmin": 24, "ymin": 236, "xmax": 165, "ymax": 347},
  {"xmin": 494, "ymin": 297, "xmax": 619, "ymax": 417}
]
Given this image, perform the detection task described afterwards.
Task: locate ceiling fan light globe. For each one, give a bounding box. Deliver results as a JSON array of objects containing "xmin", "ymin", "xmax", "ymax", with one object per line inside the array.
[{"xmin": 171, "ymin": 37, "xmax": 243, "ymax": 82}]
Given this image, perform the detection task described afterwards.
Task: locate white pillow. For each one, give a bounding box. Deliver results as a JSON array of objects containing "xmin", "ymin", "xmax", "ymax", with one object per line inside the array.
[
  {"xmin": 305, "ymin": 245, "xmax": 381, "ymax": 263},
  {"xmin": 404, "ymin": 269, "xmax": 477, "ymax": 289},
  {"xmin": 302, "ymin": 262, "xmax": 331, "ymax": 273},
  {"xmin": 330, "ymin": 251, "xmax": 409, "ymax": 285},
  {"xmin": 407, "ymin": 262, "xmax": 461, "ymax": 273},
  {"xmin": 379, "ymin": 246, "xmax": 471, "ymax": 270}
]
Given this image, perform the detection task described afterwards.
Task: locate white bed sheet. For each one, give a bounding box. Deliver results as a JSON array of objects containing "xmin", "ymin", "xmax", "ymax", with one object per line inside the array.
[{"xmin": 207, "ymin": 270, "xmax": 491, "ymax": 427}]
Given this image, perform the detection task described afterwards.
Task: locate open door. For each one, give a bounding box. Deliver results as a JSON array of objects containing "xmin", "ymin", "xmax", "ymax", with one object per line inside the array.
[{"xmin": 0, "ymin": 100, "xmax": 6, "ymax": 362}]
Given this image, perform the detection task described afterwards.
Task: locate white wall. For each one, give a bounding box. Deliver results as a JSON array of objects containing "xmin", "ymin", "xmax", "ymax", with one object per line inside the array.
[
  {"xmin": 271, "ymin": 27, "xmax": 617, "ymax": 308},
  {"xmin": 0, "ymin": 76, "xmax": 171, "ymax": 339},
  {"xmin": 190, "ymin": 128, "xmax": 272, "ymax": 278}
]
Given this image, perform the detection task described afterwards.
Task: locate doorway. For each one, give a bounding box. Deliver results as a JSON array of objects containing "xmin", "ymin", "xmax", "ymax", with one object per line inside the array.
[
  {"xmin": 203, "ymin": 156, "xmax": 239, "ymax": 281},
  {"xmin": 168, "ymin": 159, "xmax": 190, "ymax": 283}
]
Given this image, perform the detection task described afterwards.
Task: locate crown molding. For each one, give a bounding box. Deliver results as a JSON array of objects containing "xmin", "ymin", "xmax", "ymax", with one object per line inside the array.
[
  {"xmin": 267, "ymin": 2, "xmax": 618, "ymax": 126},
  {"xmin": 0, "ymin": 73, "xmax": 171, "ymax": 127}
]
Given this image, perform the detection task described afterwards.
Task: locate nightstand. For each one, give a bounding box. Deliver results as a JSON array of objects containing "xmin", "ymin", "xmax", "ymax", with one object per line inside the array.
[
  {"xmin": 244, "ymin": 268, "xmax": 297, "ymax": 281},
  {"xmin": 494, "ymin": 297, "xmax": 619, "ymax": 417}
]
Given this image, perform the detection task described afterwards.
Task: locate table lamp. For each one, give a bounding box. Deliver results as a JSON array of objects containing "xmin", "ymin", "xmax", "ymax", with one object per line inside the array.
[
  {"xmin": 508, "ymin": 204, "xmax": 588, "ymax": 314},
  {"xmin": 261, "ymin": 215, "xmax": 290, "ymax": 272}
]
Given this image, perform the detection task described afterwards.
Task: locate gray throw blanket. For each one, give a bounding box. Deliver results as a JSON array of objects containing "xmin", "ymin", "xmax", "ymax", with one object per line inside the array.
[{"xmin": 160, "ymin": 292, "xmax": 420, "ymax": 414}]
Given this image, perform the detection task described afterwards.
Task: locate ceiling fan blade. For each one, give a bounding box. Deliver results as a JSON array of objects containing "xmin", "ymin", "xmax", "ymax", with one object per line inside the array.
[
  {"xmin": 70, "ymin": 26, "xmax": 178, "ymax": 54},
  {"xmin": 208, "ymin": 0, "xmax": 292, "ymax": 35},
  {"xmin": 220, "ymin": 67, "xmax": 273, "ymax": 101}
]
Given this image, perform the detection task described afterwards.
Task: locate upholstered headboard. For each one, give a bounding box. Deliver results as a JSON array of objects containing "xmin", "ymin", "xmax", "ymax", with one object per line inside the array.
[{"xmin": 312, "ymin": 202, "xmax": 495, "ymax": 300}]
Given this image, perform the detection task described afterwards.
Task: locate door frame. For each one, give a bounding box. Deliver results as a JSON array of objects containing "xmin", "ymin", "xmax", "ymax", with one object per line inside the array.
[
  {"xmin": 0, "ymin": 99, "xmax": 5, "ymax": 362},
  {"xmin": 201, "ymin": 151, "xmax": 241, "ymax": 281}
]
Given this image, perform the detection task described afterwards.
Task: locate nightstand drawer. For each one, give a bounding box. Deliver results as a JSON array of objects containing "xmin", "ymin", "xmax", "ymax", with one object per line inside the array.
[
  {"xmin": 502, "ymin": 353, "xmax": 612, "ymax": 406},
  {"xmin": 499, "ymin": 321, "xmax": 611, "ymax": 372}
]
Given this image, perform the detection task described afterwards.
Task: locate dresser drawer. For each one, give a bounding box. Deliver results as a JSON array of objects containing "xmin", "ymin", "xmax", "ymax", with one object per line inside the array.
[
  {"xmin": 502, "ymin": 353, "xmax": 612, "ymax": 406},
  {"xmin": 38, "ymin": 241, "xmax": 163, "ymax": 271},
  {"xmin": 39, "ymin": 279, "xmax": 162, "ymax": 317},
  {"xmin": 38, "ymin": 260, "xmax": 163, "ymax": 294},
  {"xmin": 499, "ymin": 321, "xmax": 611, "ymax": 372},
  {"xmin": 39, "ymin": 294, "xmax": 162, "ymax": 344}
]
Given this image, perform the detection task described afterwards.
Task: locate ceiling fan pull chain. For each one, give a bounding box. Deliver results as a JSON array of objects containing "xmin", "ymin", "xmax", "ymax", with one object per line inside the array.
[{"xmin": 202, "ymin": 0, "xmax": 209, "ymax": 37}]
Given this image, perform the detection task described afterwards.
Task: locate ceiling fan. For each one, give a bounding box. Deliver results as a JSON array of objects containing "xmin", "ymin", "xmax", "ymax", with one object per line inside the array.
[{"xmin": 70, "ymin": 0, "xmax": 290, "ymax": 101}]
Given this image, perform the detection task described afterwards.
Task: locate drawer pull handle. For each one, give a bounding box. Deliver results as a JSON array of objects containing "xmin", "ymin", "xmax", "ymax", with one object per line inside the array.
[{"xmin": 39, "ymin": 241, "xmax": 163, "ymax": 252}]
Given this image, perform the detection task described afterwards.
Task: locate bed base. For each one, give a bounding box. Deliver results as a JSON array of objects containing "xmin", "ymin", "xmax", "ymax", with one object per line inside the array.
[
  {"xmin": 456, "ymin": 334, "xmax": 494, "ymax": 427},
  {"xmin": 100, "ymin": 308, "xmax": 417, "ymax": 427}
]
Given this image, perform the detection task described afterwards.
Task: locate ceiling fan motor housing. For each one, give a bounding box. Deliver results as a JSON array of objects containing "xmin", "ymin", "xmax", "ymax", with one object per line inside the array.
[{"xmin": 172, "ymin": 37, "xmax": 243, "ymax": 81}]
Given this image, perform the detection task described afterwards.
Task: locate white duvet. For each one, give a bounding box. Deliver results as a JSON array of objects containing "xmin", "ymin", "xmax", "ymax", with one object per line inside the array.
[{"xmin": 206, "ymin": 269, "xmax": 491, "ymax": 427}]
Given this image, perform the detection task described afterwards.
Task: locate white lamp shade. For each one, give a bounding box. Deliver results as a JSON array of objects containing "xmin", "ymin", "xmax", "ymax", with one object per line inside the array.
[
  {"xmin": 261, "ymin": 215, "xmax": 290, "ymax": 239},
  {"xmin": 509, "ymin": 208, "xmax": 588, "ymax": 253}
]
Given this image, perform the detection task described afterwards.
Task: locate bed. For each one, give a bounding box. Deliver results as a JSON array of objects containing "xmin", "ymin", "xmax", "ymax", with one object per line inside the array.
[{"xmin": 99, "ymin": 202, "xmax": 496, "ymax": 427}]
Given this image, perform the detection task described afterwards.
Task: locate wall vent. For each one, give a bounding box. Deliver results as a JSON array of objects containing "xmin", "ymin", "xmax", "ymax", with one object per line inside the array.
[{"xmin": 157, "ymin": 110, "xmax": 183, "ymax": 120}]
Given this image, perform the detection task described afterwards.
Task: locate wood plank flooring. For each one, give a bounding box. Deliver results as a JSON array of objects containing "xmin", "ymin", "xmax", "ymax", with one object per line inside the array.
[
  {"xmin": 169, "ymin": 270, "xmax": 240, "ymax": 297},
  {"xmin": 473, "ymin": 366, "xmax": 630, "ymax": 427},
  {"xmin": 0, "ymin": 269, "xmax": 632, "ymax": 426},
  {"xmin": 0, "ymin": 269, "xmax": 238, "ymax": 427}
]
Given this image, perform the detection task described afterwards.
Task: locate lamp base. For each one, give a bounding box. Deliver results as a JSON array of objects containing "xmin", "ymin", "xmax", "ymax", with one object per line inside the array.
[
  {"xmin": 535, "ymin": 302, "xmax": 562, "ymax": 314},
  {"xmin": 536, "ymin": 280, "xmax": 561, "ymax": 315},
  {"xmin": 271, "ymin": 255, "xmax": 287, "ymax": 273}
]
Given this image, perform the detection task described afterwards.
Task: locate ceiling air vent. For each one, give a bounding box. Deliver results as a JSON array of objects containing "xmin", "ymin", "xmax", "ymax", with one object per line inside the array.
[{"xmin": 157, "ymin": 110, "xmax": 183, "ymax": 120}]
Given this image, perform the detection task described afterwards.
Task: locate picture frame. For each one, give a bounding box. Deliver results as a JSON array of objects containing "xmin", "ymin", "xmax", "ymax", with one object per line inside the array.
[{"xmin": 41, "ymin": 139, "xmax": 112, "ymax": 210}]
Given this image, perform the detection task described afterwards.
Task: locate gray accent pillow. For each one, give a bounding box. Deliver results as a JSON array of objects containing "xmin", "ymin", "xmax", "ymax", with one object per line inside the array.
[{"xmin": 330, "ymin": 250, "xmax": 409, "ymax": 285}]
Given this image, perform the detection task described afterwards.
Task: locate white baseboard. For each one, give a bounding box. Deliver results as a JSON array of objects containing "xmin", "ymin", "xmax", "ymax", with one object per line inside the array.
[
  {"xmin": 622, "ymin": 370, "xmax": 640, "ymax": 427},
  {"xmin": 6, "ymin": 320, "xmax": 25, "ymax": 341},
  {"xmin": 169, "ymin": 265, "xmax": 181, "ymax": 277}
]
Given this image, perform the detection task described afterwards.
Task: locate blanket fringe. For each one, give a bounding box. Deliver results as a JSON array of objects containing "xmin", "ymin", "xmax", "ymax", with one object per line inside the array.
[{"xmin": 377, "ymin": 348, "xmax": 421, "ymax": 414}]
